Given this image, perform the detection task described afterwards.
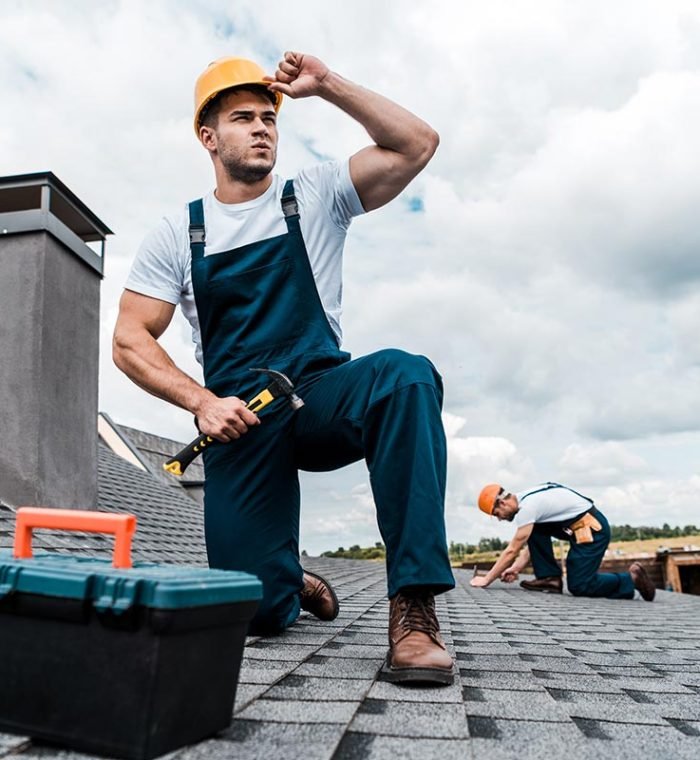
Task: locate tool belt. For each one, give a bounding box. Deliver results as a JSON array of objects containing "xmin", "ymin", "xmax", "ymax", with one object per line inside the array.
[{"xmin": 566, "ymin": 511, "xmax": 602, "ymax": 544}]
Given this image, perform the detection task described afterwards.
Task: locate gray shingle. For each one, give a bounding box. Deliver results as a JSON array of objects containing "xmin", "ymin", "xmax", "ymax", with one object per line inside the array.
[
  {"xmin": 265, "ymin": 675, "xmax": 372, "ymax": 702},
  {"xmin": 348, "ymin": 701, "xmax": 469, "ymax": 738},
  {"xmin": 333, "ymin": 734, "xmax": 473, "ymax": 760},
  {"xmin": 0, "ymin": 734, "xmax": 29, "ymax": 753},
  {"xmin": 235, "ymin": 698, "xmax": 358, "ymax": 724},
  {"xmin": 186, "ymin": 722, "xmax": 346, "ymax": 760},
  {"xmin": 367, "ymin": 680, "xmax": 464, "ymax": 703}
]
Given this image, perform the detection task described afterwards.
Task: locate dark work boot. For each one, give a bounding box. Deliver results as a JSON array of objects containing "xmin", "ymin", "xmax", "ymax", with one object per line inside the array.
[
  {"xmin": 629, "ymin": 562, "xmax": 656, "ymax": 602},
  {"xmin": 520, "ymin": 576, "xmax": 563, "ymax": 593},
  {"xmin": 299, "ymin": 571, "xmax": 339, "ymax": 621},
  {"xmin": 381, "ymin": 590, "xmax": 455, "ymax": 686}
]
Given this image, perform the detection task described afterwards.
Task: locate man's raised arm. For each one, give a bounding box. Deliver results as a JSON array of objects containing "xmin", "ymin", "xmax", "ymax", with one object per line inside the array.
[{"xmin": 266, "ymin": 51, "xmax": 439, "ymax": 212}]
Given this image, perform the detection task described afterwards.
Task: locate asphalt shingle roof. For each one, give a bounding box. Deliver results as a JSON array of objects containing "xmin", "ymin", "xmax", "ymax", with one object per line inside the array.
[
  {"xmin": 1, "ymin": 555, "xmax": 699, "ymax": 759},
  {"xmin": 96, "ymin": 443, "xmax": 207, "ymax": 565},
  {"xmin": 0, "ymin": 445, "xmax": 208, "ymax": 565},
  {"xmin": 110, "ymin": 421, "xmax": 205, "ymax": 487}
]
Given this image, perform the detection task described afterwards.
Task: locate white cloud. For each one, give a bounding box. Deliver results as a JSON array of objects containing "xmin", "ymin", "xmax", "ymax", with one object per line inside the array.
[
  {"xmin": 558, "ymin": 441, "xmax": 649, "ymax": 485},
  {"xmin": 668, "ymin": 292, "xmax": 700, "ymax": 368},
  {"xmin": 442, "ymin": 413, "xmax": 535, "ymax": 543},
  {"xmin": 580, "ymin": 366, "xmax": 700, "ymax": 440},
  {"xmin": 599, "ymin": 476, "xmax": 700, "ymax": 527}
]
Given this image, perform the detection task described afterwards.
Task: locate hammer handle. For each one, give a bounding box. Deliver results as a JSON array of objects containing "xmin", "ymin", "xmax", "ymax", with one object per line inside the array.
[
  {"xmin": 163, "ymin": 433, "xmax": 215, "ymax": 476},
  {"xmin": 163, "ymin": 388, "xmax": 277, "ymax": 477}
]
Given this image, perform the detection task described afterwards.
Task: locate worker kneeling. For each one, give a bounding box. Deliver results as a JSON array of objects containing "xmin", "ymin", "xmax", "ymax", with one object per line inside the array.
[
  {"xmin": 114, "ymin": 51, "xmax": 456, "ymax": 686},
  {"xmin": 471, "ymin": 482, "xmax": 656, "ymax": 602}
]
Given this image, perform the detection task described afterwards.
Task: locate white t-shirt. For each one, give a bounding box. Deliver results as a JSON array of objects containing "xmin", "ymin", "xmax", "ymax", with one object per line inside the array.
[
  {"xmin": 125, "ymin": 160, "xmax": 365, "ymax": 365},
  {"xmin": 514, "ymin": 484, "xmax": 593, "ymax": 528}
]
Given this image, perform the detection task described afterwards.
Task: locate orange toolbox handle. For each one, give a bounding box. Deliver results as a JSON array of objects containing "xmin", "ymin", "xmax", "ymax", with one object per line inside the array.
[{"xmin": 13, "ymin": 508, "xmax": 136, "ymax": 569}]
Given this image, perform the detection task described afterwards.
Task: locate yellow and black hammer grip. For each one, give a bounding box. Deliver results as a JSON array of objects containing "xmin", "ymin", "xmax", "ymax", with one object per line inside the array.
[{"xmin": 163, "ymin": 388, "xmax": 276, "ymax": 477}]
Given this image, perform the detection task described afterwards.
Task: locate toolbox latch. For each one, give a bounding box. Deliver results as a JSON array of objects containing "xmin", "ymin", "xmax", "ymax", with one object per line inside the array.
[{"xmin": 94, "ymin": 576, "xmax": 142, "ymax": 614}]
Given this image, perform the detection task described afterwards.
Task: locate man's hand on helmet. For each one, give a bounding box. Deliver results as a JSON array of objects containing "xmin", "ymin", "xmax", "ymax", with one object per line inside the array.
[{"xmin": 265, "ymin": 52, "xmax": 330, "ymax": 99}]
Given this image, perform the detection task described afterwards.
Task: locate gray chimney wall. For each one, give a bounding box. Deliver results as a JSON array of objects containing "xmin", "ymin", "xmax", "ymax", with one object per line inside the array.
[{"xmin": 0, "ymin": 173, "xmax": 111, "ymax": 509}]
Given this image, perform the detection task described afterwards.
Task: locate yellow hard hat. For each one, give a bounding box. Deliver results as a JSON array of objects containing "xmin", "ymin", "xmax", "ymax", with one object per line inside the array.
[
  {"xmin": 193, "ymin": 56, "xmax": 283, "ymax": 135},
  {"xmin": 478, "ymin": 483, "xmax": 502, "ymax": 515}
]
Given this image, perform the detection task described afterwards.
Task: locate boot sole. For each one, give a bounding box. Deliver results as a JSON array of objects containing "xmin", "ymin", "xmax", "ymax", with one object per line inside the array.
[{"xmin": 380, "ymin": 653, "xmax": 455, "ymax": 686}]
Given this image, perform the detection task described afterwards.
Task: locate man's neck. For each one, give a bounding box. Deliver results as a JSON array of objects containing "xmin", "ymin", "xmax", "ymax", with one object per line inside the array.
[{"xmin": 213, "ymin": 171, "xmax": 273, "ymax": 204}]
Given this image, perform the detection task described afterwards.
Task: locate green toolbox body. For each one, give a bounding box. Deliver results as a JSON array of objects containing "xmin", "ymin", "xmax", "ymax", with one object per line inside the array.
[{"xmin": 0, "ymin": 508, "xmax": 262, "ymax": 760}]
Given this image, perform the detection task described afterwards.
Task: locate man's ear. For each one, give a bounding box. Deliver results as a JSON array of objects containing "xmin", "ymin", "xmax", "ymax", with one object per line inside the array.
[{"xmin": 199, "ymin": 125, "xmax": 217, "ymax": 152}]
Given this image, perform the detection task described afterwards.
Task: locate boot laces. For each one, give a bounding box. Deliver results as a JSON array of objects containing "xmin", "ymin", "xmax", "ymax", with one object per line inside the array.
[{"xmin": 395, "ymin": 592, "xmax": 440, "ymax": 638}]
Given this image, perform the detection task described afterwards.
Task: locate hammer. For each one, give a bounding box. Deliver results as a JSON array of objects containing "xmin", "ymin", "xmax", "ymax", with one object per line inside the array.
[{"xmin": 163, "ymin": 368, "xmax": 304, "ymax": 476}]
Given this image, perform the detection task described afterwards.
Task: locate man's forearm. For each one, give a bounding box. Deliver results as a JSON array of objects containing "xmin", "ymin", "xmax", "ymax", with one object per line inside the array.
[
  {"xmin": 512, "ymin": 548, "xmax": 531, "ymax": 573},
  {"xmin": 317, "ymin": 71, "xmax": 437, "ymax": 159},
  {"xmin": 484, "ymin": 548, "xmax": 520, "ymax": 585},
  {"xmin": 113, "ymin": 331, "xmax": 212, "ymax": 416}
]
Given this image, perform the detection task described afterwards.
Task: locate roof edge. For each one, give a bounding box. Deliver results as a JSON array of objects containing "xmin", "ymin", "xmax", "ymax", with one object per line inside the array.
[{"xmin": 98, "ymin": 412, "xmax": 149, "ymax": 473}]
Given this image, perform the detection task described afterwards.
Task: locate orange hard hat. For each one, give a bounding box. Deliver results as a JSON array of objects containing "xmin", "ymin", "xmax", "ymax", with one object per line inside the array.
[
  {"xmin": 193, "ymin": 56, "xmax": 283, "ymax": 136},
  {"xmin": 478, "ymin": 483, "xmax": 502, "ymax": 515}
]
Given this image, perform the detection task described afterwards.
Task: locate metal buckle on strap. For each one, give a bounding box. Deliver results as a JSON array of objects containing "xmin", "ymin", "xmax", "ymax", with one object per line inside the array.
[
  {"xmin": 281, "ymin": 195, "xmax": 299, "ymax": 218},
  {"xmin": 189, "ymin": 226, "xmax": 206, "ymax": 245}
]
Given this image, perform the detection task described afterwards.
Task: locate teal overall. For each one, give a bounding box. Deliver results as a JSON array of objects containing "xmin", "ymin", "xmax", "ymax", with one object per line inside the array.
[
  {"xmin": 190, "ymin": 181, "xmax": 455, "ymax": 633},
  {"xmin": 523, "ymin": 483, "xmax": 635, "ymax": 599}
]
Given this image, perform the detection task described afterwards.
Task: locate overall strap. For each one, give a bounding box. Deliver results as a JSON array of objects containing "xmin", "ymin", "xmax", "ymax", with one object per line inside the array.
[
  {"xmin": 188, "ymin": 199, "xmax": 206, "ymax": 260},
  {"xmin": 521, "ymin": 482, "xmax": 594, "ymax": 506},
  {"xmin": 543, "ymin": 481, "xmax": 594, "ymax": 506},
  {"xmin": 281, "ymin": 179, "xmax": 301, "ymax": 232}
]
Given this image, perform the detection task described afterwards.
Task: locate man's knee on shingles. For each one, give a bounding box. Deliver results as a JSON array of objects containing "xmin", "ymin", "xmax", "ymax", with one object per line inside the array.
[{"xmin": 567, "ymin": 579, "xmax": 594, "ymax": 597}]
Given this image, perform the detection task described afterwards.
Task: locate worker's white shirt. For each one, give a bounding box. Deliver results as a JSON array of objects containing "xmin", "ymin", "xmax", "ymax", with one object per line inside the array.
[
  {"xmin": 514, "ymin": 484, "xmax": 592, "ymax": 528},
  {"xmin": 126, "ymin": 160, "xmax": 365, "ymax": 365}
]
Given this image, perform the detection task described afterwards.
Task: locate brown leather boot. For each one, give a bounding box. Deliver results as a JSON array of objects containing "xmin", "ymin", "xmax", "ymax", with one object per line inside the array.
[
  {"xmin": 520, "ymin": 576, "xmax": 563, "ymax": 593},
  {"xmin": 629, "ymin": 562, "xmax": 656, "ymax": 602},
  {"xmin": 299, "ymin": 571, "xmax": 339, "ymax": 621},
  {"xmin": 381, "ymin": 590, "xmax": 455, "ymax": 686}
]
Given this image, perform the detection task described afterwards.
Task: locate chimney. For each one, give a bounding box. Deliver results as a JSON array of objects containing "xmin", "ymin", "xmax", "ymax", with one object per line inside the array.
[{"xmin": 0, "ymin": 172, "xmax": 111, "ymax": 509}]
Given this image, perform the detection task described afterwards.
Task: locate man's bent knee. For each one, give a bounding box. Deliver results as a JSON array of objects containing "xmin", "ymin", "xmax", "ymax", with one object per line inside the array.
[
  {"xmin": 568, "ymin": 579, "xmax": 594, "ymax": 597},
  {"xmin": 370, "ymin": 348, "xmax": 443, "ymax": 396}
]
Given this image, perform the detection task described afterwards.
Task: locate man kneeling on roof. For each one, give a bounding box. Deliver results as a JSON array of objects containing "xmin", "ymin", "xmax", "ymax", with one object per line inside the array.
[{"xmin": 470, "ymin": 482, "xmax": 656, "ymax": 601}]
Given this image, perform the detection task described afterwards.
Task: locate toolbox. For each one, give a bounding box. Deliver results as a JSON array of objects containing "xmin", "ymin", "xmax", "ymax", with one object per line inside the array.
[{"xmin": 0, "ymin": 508, "xmax": 262, "ymax": 760}]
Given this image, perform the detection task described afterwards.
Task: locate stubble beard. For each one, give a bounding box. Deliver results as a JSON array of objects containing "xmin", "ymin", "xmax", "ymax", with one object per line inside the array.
[{"xmin": 219, "ymin": 144, "xmax": 277, "ymax": 185}]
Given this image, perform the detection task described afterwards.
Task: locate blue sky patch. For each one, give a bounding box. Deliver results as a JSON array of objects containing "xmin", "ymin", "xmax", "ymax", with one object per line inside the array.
[
  {"xmin": 405, "ymin": 195, "xmax": 424, "ymax": 213},
  {"xmin": 301, "ymin": 137, "xmax": 333, "ymax": 163}
]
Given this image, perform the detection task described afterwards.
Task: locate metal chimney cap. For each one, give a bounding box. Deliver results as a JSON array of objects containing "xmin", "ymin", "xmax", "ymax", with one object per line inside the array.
[
  {"xmin": 0, "ymin": 171, "xmax": 113, "ymax": 241},
  {"xmin": 0, "ymin": 171, "xmax": 112, "ymax": 277}
]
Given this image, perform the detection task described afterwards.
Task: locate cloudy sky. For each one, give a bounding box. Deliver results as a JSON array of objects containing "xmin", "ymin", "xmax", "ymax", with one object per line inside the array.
[{"xmin": 3, "ymin": 0, "xmax": 699, "ymax": 554}]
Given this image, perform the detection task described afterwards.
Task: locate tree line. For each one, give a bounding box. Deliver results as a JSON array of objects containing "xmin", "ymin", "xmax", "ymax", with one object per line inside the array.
[
  {"xmin": 320, "ymin": 524, "xmax": 699, "ymax": 560},
  {"xmin": 321, "ymin": 542, "xmax": 387, "ymax": 560},
  {"xmin": 610, "ymin": 524, "xmax": 698, "ymax": 541}
]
